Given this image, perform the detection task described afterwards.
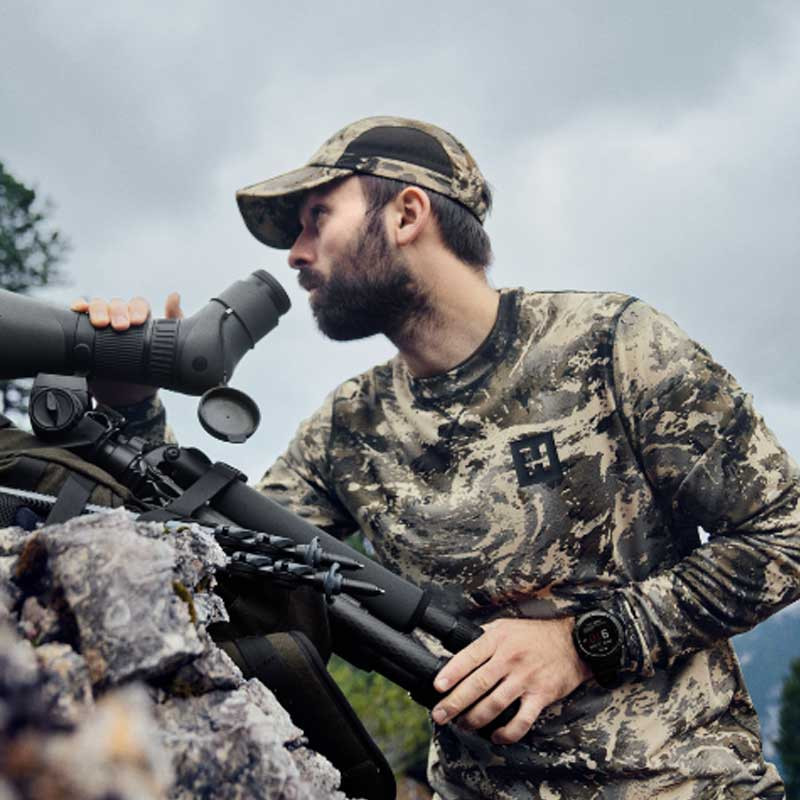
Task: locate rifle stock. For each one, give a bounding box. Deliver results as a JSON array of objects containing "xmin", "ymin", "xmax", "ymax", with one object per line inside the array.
[{"xmin": 0, "ymin": 417, "xmax": 520, "ymax": 736}]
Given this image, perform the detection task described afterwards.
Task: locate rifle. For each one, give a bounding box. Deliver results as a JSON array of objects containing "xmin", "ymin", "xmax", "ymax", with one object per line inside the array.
[
  {"xmin": 0, "ymin": 270, "xmax": 519, "ymax": 734},
  {"xmin": 2, "ymin": 375, "xmax": 519, "ymax": 735}
]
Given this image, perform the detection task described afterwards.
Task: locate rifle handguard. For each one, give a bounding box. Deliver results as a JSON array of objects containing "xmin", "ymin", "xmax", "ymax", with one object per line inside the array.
[{"xmin": 421, "ymin": 604, "xmax": 485, "ymax": 653}]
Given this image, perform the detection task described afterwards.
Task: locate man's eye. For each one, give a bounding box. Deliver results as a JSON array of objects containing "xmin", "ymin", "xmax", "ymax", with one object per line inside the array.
[{"xmin": 310, "ymin": 206, "xmax": 326, "ymax": 222}]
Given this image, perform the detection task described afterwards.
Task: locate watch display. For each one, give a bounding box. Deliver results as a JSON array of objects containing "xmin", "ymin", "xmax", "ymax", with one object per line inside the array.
[{"xmin": 573, "ymin": 610, "xmax": 624, "ymax": 687}]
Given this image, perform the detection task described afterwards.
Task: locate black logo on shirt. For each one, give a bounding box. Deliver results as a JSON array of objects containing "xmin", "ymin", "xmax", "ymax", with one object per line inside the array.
[{"xmin": 510, "ymin": 432, "xmax": 563, "ymax": 488}]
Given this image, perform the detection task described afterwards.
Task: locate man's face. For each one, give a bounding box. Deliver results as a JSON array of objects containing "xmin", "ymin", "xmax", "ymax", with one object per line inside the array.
[{"xmin": 288, "ymin": 176, "xmax": 431, "ymax": 341}]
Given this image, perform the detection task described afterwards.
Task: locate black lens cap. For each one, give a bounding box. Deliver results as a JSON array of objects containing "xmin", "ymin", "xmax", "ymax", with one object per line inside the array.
[{"xmin": 197, "ymin": 387, "xmax": 261, "ymax": 443}]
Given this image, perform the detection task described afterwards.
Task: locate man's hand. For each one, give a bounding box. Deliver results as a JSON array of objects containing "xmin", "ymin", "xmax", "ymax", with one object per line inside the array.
[
  {"xmin": 69, "ymin": 293, "xmax": 183, "ymax": 406},
  {"xmin": 432, "ymin": 617, "xmax": 592, "ymax": 745},
  {"xmin": 70, "ymin": 293, "xmax": 183, "ymax": 331}
]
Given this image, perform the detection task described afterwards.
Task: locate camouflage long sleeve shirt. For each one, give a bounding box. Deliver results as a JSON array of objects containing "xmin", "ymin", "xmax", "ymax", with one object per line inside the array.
[{"xmin": 256, "ymin": 289, "xmax": 800, "ymax": 800}]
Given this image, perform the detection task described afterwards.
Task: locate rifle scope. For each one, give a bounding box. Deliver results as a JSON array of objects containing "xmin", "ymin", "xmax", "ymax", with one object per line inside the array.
[{"xmin": 0, "ymin": 271, "xmax": 290, "ymax": 395}]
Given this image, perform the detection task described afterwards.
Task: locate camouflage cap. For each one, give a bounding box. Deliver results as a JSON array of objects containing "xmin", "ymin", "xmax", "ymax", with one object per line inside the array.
[{"xmin": 236, "ymin": 116, "xmax": 489, "ymax": 249}]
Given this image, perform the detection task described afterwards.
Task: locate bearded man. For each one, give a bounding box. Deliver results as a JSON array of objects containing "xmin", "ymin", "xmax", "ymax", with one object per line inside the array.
[{"xmin": 77, "ymin": 117, "xmax": 798, "ymax": 799}]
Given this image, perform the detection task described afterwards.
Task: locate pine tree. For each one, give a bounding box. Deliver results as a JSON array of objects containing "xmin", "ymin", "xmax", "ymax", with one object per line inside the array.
[
  {"xmin": 776, "ymin": 657, "xmax": 800, "ymax": 799},
  {"xmin": 0, "ymin": 161, "xmax": 70, "ymax": 417}
]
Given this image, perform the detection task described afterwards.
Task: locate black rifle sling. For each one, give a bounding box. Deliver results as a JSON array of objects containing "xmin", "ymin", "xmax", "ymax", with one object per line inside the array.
[
  {"xmin": 139, "ymin": 463, "xmax": 243, "ymax": 522},
  {"xmin": 220, "ymin": 632, "xmax": 396, "ymax": 800},
  {"xmin": 46, "ymin": 472, "xmax": 97, "ymax": 525}
]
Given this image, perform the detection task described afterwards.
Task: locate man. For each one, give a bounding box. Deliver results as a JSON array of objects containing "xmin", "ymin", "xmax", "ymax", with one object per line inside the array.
[{"xmin": 78, "ymin": 117, "xmax": 798, "ymax": 799}]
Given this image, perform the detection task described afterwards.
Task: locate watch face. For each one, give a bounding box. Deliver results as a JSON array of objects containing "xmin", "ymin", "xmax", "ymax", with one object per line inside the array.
[{"xmin": 576, "ymin": 612, "xmax": 622, "ymax": 659}]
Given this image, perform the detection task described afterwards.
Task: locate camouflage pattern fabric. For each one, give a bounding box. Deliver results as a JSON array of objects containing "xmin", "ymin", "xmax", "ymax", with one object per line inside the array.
[
  {"xmin": 256, "ymin": 289, "xmax": 798, "ymax": 799},
  {"xmin": 236, "ymin": 115, "xmax": 489, "ymax": 249},
  {"xmin": 112, "ymin": 393, "xmax": 175, "ymax": 447}
]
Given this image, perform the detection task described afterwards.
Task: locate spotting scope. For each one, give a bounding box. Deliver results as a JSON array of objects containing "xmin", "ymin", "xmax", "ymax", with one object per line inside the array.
[{"xmin": 0, "ymin": 271, "xmax": 290, "ymax": 395}]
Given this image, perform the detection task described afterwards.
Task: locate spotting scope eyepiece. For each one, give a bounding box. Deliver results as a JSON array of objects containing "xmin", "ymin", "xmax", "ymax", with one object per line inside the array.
[{"xmin": 0, "ymin": 270, "xmax": 291, "ymax": 395}]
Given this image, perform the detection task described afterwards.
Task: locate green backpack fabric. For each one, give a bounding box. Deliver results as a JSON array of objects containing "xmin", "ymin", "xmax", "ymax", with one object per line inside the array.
[
  {"xmin": 0, "ymin": 414, "xmax": 397, "ymax": 800},
  {"xmin": 0, "ymin": 414, "xmax": 133, "ymax": 526}
]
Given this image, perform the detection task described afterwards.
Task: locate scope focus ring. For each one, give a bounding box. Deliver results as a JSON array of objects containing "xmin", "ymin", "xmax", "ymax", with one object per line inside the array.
[
  {"xmin": 148, "ymin": 319, "xmax": 179, "ymax": 385},
  {"xmin": 93, "ymin": 326, "xmax": 146, "ymax": 379}
]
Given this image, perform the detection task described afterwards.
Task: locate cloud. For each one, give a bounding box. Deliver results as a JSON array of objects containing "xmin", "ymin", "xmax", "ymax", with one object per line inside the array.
[
  {"xmin": 492, "ymin": 11, "xmax": 800, "ymax": 404},
  {"xmin": 2, "ymin": 0, "xmax": 800, "ymax": 469}
]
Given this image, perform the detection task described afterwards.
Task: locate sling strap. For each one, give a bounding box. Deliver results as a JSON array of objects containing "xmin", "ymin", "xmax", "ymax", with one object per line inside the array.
[
  {"xmin": 140, "ymin": 462, "xmax": 244, "ymax": 520},
  {"xmin": 46, "ymin": 472, "xmax": 98, "ymax": 525}
]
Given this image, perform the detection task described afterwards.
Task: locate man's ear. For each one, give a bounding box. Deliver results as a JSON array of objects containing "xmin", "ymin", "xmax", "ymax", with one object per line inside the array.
[{"xmin": 390, "ymin": 186, "xmax": 431, "ymax": 247}]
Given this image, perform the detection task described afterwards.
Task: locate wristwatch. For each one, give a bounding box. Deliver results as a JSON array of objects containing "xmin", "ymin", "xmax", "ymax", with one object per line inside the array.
[{"xmin": 572, "ymin": 609, "xmax": 625, "ymax": 688}]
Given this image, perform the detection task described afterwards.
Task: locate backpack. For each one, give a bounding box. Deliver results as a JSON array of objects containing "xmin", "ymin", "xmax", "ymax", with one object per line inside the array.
[
  {"xmin": 0, "ymin": 413, "xmax": 396, "ymax": 800},
  {"xmin": 0, "ymin": 413, "xmax": 133, "ymax": 527}
]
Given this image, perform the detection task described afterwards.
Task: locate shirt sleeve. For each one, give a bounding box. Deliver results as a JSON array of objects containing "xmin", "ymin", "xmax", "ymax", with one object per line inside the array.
[
  {"xmin": 609, "ymin": 300, "xmax": 800, "ymax": 677},
  {"xmin": 254, "ymin": 391, "xmax": 358, "ymax": 539}
]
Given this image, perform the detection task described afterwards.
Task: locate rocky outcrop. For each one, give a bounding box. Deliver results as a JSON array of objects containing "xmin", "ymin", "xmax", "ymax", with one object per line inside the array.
[{"xmin": 0, "ymin": 512, "xmax": 351, "ymax": 800}]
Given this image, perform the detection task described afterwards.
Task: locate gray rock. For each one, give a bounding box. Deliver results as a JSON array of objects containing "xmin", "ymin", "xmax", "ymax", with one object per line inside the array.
[
  {"xmin": 193, "ymin": 590, "xmax": 229, "ymax": 627},
  {"xmin": 18, "ymin": 596, "xmax": 61, "ymax": 645},
  {"xmin": 40, "ymin": 512, "xmax": 204, "ymax": 686},
  {"xmin": 145, "ymin": 520, "xmax": 228, "ymax": 590},
  {"xmin": 35, "ymin": 643, "xmax": 93, "ymax": 727},
  {"xmin": 0, "ymin": 527, "xmax": 31, "ymax": 557},
  {"xmin": 0, "ymin": 514, "xmax": 359, "ymax": 799},
  {"xmin": 0, "ymin": 556, "xmax": 21, "ymax": 608},
  {"xmin": 0, "ymin": 623, "xmax": 171, "ymax": 800},
  {"xmin": 164, "ymin": 639, "xmax": 243, "ymax": 696},
  {"xmin": 0, "ymin": 589, "xmax": 16, "ymax": 624},
  {"xmin": 153, "ymin": 679, "xmax": 348, "ymax": 800},
  {"xmin": 292, "ymin": 746, "xmax": 351, "ymax": 798},
  {"xmin": 0, "ymin": 623, "xmax": 44, "ymax": 733},
  {"xmin": 37, "ymin": 685, "xmax": 172, "ymax": 800}
]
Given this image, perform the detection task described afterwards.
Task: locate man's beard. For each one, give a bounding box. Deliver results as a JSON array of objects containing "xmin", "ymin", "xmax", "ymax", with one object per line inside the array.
[{"xmin": 305, "ymin": 212, "xmax": 433, "ymax": 341}]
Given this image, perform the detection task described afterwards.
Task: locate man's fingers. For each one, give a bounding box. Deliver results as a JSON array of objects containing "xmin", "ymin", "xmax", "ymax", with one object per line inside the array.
[
  {"xmin": 109, "ymin": 297, "xmax": 130, "ymax": 330},
  {"xmin": 74, "ymin": 296, "xmax": 155, "ymax": 329},
  {"xmin": 457, "ymin": 678, "xmax": 525, "ymax": 731},
  {"xmin": 87, "ymin": 298, "xmax": 111, "ymax": 328},
  {"xmin": 432, "ymin": 661, "xmax": 504, "ymax": 725},
  {"xmin": 489, "ymin": 692, "xmax": 545, "ymax": 745},
  {"xmin": 165, "ymin": 292, "xmax": 184, "ymax": 320},
  {"xmin": 128, "ymin": 297, "xmax": 151, "ymax": 325},
  {"xmin": 430, "ymin": 618, "xmax": 590, "ymax": 740},
  {"xmin": 434, "ymin": 628, "xmax": 494, "ymax": 692}
]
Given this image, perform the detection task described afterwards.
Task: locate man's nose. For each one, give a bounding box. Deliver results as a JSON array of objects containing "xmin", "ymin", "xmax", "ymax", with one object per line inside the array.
[{"xmin": 288, "ymin": 231, "xmax": 315, "ymax": 269}]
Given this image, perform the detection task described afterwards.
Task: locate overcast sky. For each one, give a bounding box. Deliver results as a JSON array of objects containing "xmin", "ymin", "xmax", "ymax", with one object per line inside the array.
[{"xmin": 2, "ymin": 1, "xmax": 799, "ymax": 481}]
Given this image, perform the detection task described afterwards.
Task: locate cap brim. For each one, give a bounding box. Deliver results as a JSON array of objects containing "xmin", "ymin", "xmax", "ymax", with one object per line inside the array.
[{"xmin": 236, "ymin": 164, "xmax": 353, "ymax": 249}]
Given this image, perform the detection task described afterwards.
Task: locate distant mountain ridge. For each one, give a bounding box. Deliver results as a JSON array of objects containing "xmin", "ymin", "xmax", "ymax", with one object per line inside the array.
[{"xmin": 733, "ymin": 601, "xmax": 800, "ymax": 780}]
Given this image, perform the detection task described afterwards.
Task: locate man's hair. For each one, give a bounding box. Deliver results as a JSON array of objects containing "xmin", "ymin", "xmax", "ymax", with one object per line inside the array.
[{"xmin": 357, "ymin": 174, "xmax": 493, "ymax": 270}]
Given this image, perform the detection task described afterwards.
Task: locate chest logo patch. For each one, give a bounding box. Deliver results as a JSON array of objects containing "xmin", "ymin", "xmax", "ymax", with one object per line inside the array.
[{"xmin": 510, "ymin": 432, "xmax": 563, "ymax": 488}]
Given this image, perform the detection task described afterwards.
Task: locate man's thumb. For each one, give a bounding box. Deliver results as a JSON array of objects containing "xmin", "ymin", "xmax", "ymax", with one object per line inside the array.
[{"xmin": 165, "ymin": 292, "xmax": 184, "ymax": 320}]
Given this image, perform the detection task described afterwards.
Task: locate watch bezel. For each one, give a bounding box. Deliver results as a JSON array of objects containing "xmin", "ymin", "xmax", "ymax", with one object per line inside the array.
[{"xmin": 573, "ymin": 610, "xmax": 623, "ymax": 663}]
